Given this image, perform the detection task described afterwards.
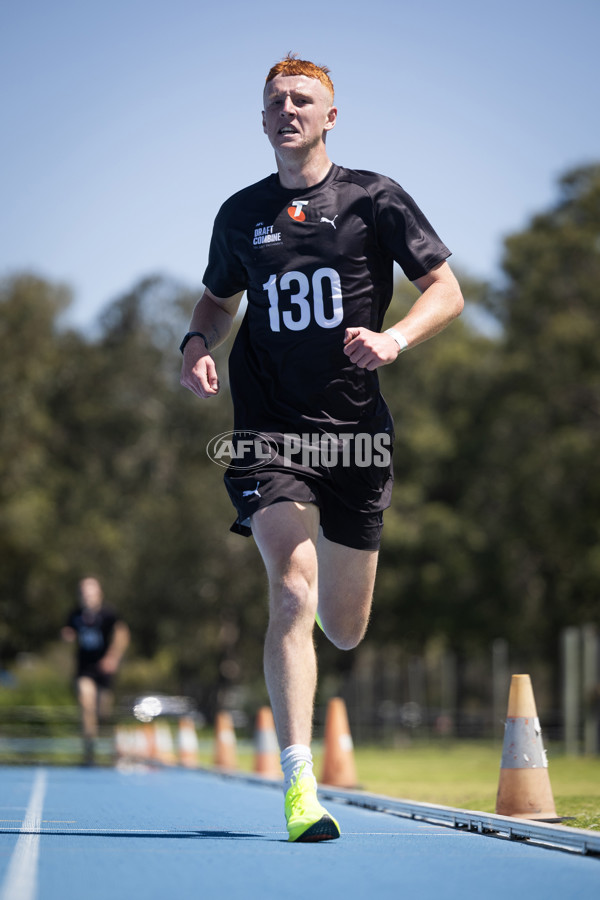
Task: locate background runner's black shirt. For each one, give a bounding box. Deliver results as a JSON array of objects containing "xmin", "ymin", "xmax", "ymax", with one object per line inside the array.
[
  {"xmin": 203, "ymin": 164, "xmax": 451, "ymax": 433},
  {"xmin": 66, "ymin": 606, "xmax": 118, "ymax": 671}
]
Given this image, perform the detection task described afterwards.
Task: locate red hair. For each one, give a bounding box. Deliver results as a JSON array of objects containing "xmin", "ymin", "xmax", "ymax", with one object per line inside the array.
[{"xmin": 265, "ymin": 53, "xmax": 334, "ymax": 100}]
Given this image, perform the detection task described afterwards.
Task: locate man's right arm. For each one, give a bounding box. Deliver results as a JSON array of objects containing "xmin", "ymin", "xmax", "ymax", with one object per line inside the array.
[{"xmin": 180, "ymin": 287, "xmax": 244, "ymax": 399}]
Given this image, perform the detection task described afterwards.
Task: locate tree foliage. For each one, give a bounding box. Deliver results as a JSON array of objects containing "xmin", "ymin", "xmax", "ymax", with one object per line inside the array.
[
  {"xmin": 476, "ymin": 164, "xmax": 600, "ymax": 653},
  {"xmin": 1, "ymin": 164, "xmax": 599, "ymax": 714}
]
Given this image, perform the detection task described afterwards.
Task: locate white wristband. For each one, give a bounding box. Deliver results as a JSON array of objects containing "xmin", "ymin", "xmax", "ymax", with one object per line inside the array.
[{"xmin": 385, "ymin": 328, "xmax": 409, "ymax": 351}]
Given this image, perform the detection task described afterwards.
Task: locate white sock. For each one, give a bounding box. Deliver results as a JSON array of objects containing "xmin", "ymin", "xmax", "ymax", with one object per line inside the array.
[{"xmin": 280, "ymin": 744, "xmax": 316, "ymax": 794}]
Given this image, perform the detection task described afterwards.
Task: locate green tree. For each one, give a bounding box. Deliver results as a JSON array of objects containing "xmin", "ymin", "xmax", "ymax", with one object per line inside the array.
[
  {"xmin": 0, "ymin": 274, "xmax": 75, "ymax": 658},
  {"xmin": 474, "ymin": 164, "xmax": 600, "ymax": 657}
]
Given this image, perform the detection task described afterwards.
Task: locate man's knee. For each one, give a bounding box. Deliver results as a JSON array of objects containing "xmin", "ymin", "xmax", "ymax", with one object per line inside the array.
[
  {"xmin": 317, "ymin": 580, "xmax": 374, "ymax": 650},
  {"xmin": 269, "ymin": 557, "xmax": 318, "ymax": 624},
  {"xmin": 319, "ymin": 613, "xmax": 369, "ymax": 651},
  {"xmin": 331, "ymin": 630, "xmax": 365, "ymax": 652},
  {"xmin": 77, "ymin": 677, "xmax": 97, "ymax": 708}
]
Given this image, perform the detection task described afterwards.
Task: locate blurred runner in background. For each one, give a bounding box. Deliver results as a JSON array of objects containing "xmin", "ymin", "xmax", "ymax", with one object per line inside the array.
[{"xmin": 62, "ymin": 576, "xmax": 130, "ymax": 765}]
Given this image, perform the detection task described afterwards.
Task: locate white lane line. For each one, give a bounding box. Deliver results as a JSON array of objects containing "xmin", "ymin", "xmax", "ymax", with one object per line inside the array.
[{"xmin": 0, "ymin": 769, "xmax": 47, "ymax": 900}]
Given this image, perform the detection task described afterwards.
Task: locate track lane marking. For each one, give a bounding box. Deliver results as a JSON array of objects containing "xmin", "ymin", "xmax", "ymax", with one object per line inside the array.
[{"xmin": 0, "ymin": 769, "xmax": 47, "ymax": 900}]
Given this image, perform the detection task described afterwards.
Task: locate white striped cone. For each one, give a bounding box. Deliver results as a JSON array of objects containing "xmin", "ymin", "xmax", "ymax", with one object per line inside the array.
[
  {"xmin": 178, "ymin": 717, "xmax": 200, "ymax": 768},
  {"xmin": 133, "ymin": 725, "xmax": 153, "ymax": 762},
  {"xmin": 495, "ymin": 674, "xmax": 559, "ymax": 820},
  {"xmin": 153, "ymin": 721, "xmax": 177, "ymax": 765}
]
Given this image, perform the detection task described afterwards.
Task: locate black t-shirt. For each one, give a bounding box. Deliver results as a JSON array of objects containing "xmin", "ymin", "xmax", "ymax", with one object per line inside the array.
[
  {"xmin": 203, "ymin": 164, "xmax": 451, "ymax": 434},
  {"xmin": 66, "ymin": 607, "xmax": 119, "ymax": 670}
]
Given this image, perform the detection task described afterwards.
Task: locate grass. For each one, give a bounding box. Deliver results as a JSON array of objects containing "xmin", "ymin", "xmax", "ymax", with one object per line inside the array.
[
  {"xmin": 236, "ymin": 739, "xmax": 600, "ymax": 831},
  {"xmin": 315, "ymin": 742, "xmax": 600, "ymax": 832}
]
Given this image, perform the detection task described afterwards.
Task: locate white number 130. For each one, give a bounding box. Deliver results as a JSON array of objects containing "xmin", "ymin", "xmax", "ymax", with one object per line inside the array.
[{"xmin": 263, "ymin": 267, "xmax": 343, "ymax": 332}]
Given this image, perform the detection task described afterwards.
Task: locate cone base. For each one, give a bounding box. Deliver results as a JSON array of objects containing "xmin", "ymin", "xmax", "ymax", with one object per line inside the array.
[
  {"xmin": 253, "ymin": 706, "xmax": 280, "ymax": 778},
  {"xmin": 496, "ymin": 768, "xmax": 558, "ymax": 820},
  {"xmin": 254, "ymin": 759, "xmax": 281, "ymax": 779},
  {"xmin": 320, "ymin": 769, "xmax": 358, "ymax": 789}
]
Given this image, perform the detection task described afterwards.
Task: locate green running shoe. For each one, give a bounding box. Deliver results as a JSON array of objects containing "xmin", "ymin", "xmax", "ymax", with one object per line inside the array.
[{"xmin": 284, "ymin": 771, "xmax": 340, "ymax": 842}]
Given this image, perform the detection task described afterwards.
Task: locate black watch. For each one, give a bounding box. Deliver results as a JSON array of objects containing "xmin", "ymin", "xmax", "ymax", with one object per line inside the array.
[{"xmin": 179, "ymin": 331, "xmax": 208, "ymax": 354}]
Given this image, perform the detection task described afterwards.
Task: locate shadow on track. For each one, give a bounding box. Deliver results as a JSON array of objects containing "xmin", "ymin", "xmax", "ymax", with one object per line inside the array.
[{"xmin": 0, "ymin": 827, "xmax": 270, "ymax": 840}]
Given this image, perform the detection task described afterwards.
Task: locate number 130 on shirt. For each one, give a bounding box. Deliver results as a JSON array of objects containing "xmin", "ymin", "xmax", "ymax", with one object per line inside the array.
[{"xmin": 263, "ymin": 267, "xmax": 344, "ymax": 332}]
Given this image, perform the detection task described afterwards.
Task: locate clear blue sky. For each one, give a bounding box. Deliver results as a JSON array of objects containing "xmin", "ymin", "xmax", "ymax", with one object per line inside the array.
[{"xmin": 2, "ymin": 0, "xmax": 599, "ymax": 328}]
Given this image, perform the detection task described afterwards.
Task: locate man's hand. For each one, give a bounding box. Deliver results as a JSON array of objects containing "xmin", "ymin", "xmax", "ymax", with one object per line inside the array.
[
  {"xmin": 180, "ymin": 337, "xmax": 220, "ymax": 398},
  {"xmin": 343, "ymin": 327, "xmax": 401, "ymax": 370},
  {"xmin": 98, "ymin": 654, "xmax": 120, "ymax": 675}
]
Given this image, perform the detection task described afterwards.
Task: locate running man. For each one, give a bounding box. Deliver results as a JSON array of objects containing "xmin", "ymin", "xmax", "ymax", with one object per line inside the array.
[
  {"xmin": 180, "ymin": 54, "xmax": 463, "ymax": 840},
  {"xmin": 62, "ymin": 576, "xmax": 130, "ymax": 765}
]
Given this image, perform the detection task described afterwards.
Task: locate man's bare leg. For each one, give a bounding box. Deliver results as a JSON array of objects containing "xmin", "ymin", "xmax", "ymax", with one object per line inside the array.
[
  {"xmin": 98, "ymin": 688, "xmax": 114, "ymax": 724},
  {"xmin": 252, "ymin": 503, "xmax": 380, "ymax": 742},
  {"xmin": 251, "ymin": 501, "xmax": 381, "ymax": 841},
  {"xmin": 251, "ymin": 501, "xmax": 320, "ymax": 750},
  {"xmin": 252, "ymin": 500, "xmax": 347, "ymax": 841},
  {"xmin": 76, "ymin": 676, "xmax": 99, "ymax": 764}
]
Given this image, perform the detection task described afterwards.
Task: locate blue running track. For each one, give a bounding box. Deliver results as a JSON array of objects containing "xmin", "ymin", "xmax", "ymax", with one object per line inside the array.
[{"xmin": 0, "ymin": 766, "xmax": 598, "ymax": 900}]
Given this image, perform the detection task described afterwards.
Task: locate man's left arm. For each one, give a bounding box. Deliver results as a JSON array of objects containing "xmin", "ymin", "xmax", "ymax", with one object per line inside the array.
[
  {"xmin": 98, "ymin": 620, "xmax": 130, "ymax": 675},
  {"xmin": 343, "ymin": 261, "xmax": 464, "ymax": 370}
]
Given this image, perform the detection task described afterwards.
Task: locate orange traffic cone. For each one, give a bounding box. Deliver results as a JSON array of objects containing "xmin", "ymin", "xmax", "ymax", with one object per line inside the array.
[
  {"xmin": 178, "ymin": 716, "xmax": 200, "ymax": 768},
  {"xmin": 213, "ymin": 710, "xmax": 237, "ymax": 770},
  {"xmin": 153, "ymin": 721, "xmax": 177, "ymax": 765},
  {"xmin": 495, "ymin": 674, "xmax": 560, "ymax": 821},
  {"xmin": 142, "ymin": 723, "xmax": 157, "ymax": 762},
  {"xmin": 128, "ymin": 724, "xmax": 153, "ymax": 763},
  {"xmin": 320, "ymin": 697, "xmax": 358, "ymax": 788},
  {"xmin": 253, "ymin": 706, "xmax": 281, "ymax": 778}
]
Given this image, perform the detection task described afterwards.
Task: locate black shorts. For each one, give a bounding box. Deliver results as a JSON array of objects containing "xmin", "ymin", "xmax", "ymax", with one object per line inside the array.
[
  {"xmin": 224, "ymin": 449, "xmax": 393, "ymax": 552},
  {"xmin": 76, "ymin": 667, "xmax": 114, "ymax": 690}
]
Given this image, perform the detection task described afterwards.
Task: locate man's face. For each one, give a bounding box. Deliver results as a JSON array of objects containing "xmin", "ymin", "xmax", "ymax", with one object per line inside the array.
[
  {"xmin": 262, "ymin": 74, "xmax": 337, "ymax": 155},
  {"xmin": 79, "ymin": 577, "xmax": 103, "ymax": 612}
]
